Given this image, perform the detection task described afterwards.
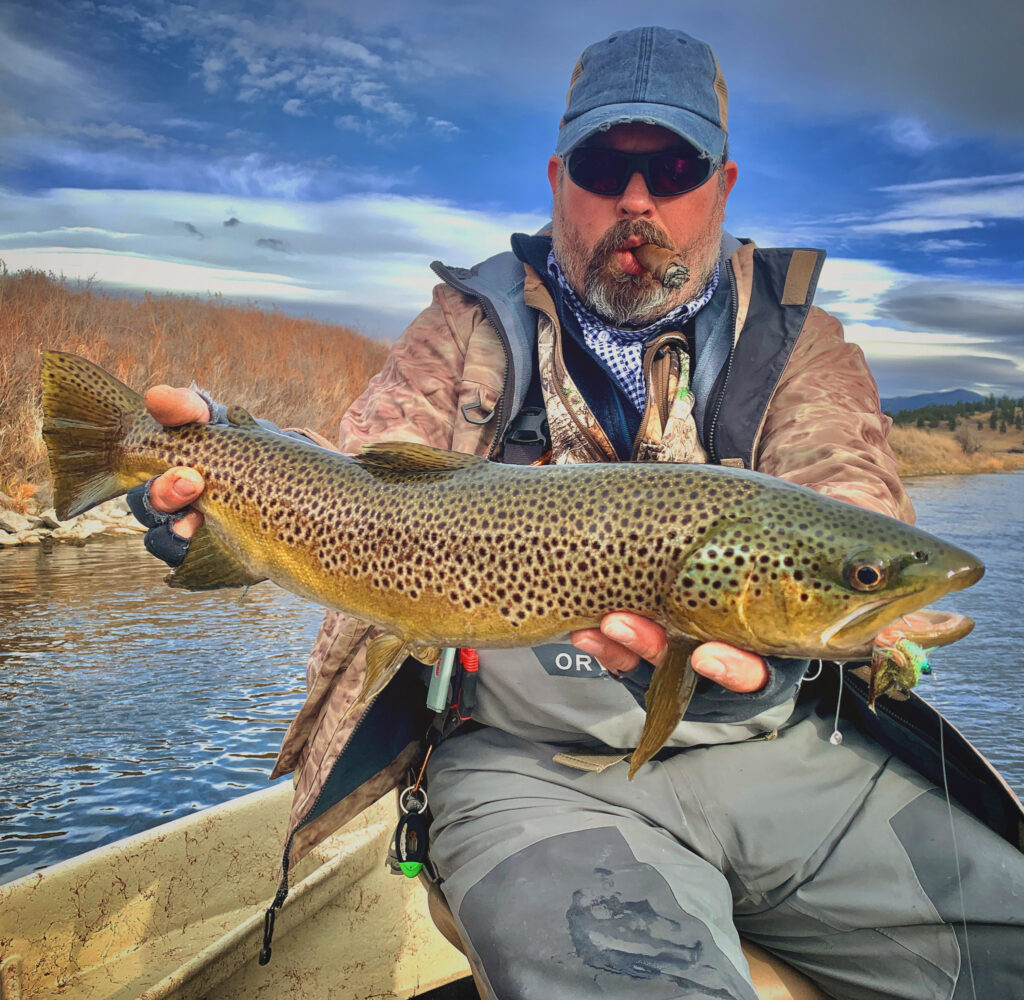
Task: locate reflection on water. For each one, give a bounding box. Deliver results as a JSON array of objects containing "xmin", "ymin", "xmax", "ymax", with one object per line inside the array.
[
  {"xmin": 0, "ymin": 537, "xmax": 323, "ymax": 884},
  {"xmin": 1, "ymin": 474, "xmax": 1022, "ymax": 885}
]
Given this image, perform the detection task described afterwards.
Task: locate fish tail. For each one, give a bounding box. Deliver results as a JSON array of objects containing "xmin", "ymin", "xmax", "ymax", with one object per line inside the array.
[{"xmin": 40, "ymin": 350, "xmax": 144, "ymax": 519}]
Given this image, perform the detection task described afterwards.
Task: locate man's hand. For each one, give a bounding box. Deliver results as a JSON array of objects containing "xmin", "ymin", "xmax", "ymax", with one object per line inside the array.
[
  {"xmin": 571, "ymin": 613, "xmax": 769, "ymax": 692},
  {"xmin": 141, "ymin": 385, "xmax": 208, "ymax": 539}
]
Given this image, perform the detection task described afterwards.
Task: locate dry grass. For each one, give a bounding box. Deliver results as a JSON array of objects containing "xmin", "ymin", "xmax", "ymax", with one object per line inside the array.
[
  {"xmin": 889, "ymin": 424, "xmax": 1024, "ymax": 477},
  {"xmin": 0, "ymin": 267, "xmax": 389, "ymax": 504}
]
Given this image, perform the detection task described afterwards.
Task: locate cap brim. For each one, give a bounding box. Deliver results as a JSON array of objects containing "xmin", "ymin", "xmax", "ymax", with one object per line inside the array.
[{"xmin": 556, "ymin": 102, "xmax": 726, "ymax": 161}]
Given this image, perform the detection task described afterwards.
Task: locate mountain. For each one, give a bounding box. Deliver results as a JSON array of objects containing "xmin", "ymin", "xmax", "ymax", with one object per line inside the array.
[{"xmin": 880, "ymin": 389, "xmax": 986, "ymax": 415}]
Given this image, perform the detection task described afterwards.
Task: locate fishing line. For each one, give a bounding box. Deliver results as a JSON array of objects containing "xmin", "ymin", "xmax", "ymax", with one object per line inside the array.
[
  {"xmin": 829, "ymin": 664, "xmax": 844, "ymax": 746},
  {"xmin": 936, "ymin": 678, "xmax": 978, "ymax": 1000}
]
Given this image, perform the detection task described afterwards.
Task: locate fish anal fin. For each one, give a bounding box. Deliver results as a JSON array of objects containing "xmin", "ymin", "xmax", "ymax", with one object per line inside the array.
[
  {"xmin": 629, "ymin": 638, "xmax": 700, "ymax": 780},
  {"xmin": 166, "ymin": 523, "xmax": 266, "ymax": 591},
  {"xmin": 355, "ymin": 442, "xmax": 486, "ymax": 474}
]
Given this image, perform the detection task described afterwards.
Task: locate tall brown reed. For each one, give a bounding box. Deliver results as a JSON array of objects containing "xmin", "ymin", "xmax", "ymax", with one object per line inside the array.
[{"xmin": 0, "ymin": 266, "xmax": 390, "ymax": 502}]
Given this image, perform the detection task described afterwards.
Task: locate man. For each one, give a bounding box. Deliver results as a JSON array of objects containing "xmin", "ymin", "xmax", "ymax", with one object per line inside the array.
[{"xmin": 134, "ymin": 27, "xmax": 1023, "ymax": 1000}]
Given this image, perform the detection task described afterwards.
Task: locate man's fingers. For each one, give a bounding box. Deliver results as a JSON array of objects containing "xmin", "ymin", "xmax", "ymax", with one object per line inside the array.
[
  {"xmin": 148, "ymin": 467, "xmax": 205, "ymax": 513},
  {"xmin": 145, "ymin": 385, "xmax": 209, "ymax": 427},
  {"xmin": 691, "ymin": 642, "xmax": 768, "ymax": 693},
  {"xmin": 169, "ymin": 509, "xmax": 203, "ymax": 540},
  {"xmin": 571, "ymin": 613, "xmax": 668, "ymax": 675}
]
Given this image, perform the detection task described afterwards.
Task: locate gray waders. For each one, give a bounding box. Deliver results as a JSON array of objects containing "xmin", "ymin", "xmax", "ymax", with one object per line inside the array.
[{"xmin": 426, "ymin": 700, "xmax": 1024, "ymax": 1000}]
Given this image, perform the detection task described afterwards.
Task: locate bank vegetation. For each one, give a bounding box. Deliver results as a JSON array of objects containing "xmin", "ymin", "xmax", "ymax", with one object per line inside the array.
[{"xmin": 0, "ymin": 267, "xmax": 389, "ymax": 508}]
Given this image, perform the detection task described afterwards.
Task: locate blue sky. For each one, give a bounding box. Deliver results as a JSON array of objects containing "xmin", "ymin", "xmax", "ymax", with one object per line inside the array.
[{"xmin": 2, "ymin": 0, "xmax": 1023, "ymax": 397}]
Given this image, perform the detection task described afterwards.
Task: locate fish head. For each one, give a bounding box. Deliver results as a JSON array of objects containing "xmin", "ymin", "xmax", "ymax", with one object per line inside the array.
[{"xmin": 664, "ymin": 488, "xmax": 983, "ymax": 660}]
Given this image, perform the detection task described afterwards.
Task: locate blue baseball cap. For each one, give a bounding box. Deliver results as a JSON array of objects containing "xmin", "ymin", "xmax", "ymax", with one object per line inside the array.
[{"xmin": 556, "ymin": 27, "xmax": 729, "ymax": 163}]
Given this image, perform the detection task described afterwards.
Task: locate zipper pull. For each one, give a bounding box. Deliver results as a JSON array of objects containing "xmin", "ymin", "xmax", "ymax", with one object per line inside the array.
[{"xmin": 259, "ymin": 883, "xmax": 289, "ymax": 965}]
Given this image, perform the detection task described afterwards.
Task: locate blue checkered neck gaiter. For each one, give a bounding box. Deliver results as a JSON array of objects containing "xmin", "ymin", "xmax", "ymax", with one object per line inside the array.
[{"xmin": 547, "ymin": 250, "xmax": 718, "ymax": 413}]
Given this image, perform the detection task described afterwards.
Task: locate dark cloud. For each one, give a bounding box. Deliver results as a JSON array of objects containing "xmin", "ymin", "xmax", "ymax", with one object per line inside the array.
[
  {"xmin": 876, "ymin": 281, "xmax": 1024, "ymax": 342},
  {"xmin": 175, "ymin": 221, "xmax": 205, "ymax": 238},
  {"xmin": 868, "ymin": 352, "xmax": 1024, "ymax": 399},
  {"xmin": 337, "ymin": 0, "xmax": 1024, "ymax": 134},
  {"xmin": 223, "ymin": 216, "xmax": 241, "ymax": 226},
  {"xmin": 256, "ymin": 237, "xmax": 290, "ymax": 252}
]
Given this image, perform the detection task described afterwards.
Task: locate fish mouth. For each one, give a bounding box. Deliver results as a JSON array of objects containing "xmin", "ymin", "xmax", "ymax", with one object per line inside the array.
[{"xmin": 820, "ymin": 596, "xmax": 904, "ymax": 650}]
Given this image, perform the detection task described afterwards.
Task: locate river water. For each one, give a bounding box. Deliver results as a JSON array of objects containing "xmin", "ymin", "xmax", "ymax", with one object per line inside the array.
[{"xmin": 1, "ymin": 473, "xmax": 1022, "ymax": 885}]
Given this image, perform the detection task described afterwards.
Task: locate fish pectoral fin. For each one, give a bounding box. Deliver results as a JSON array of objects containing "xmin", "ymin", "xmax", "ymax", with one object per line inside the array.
[
  {"xmin": 355, "ymin": 442, "xmax": 487, "ymax": 474},
  {"xmin": 629, "ymin": 638, "xmax": 700, "ymax": 780},
  {"xmin": 166, "ymin": 524, "xmax": 267, "ymax": 591},
  {"xmin": 344, "ymin": 634, "xmax": 411, "ymax": 719}
]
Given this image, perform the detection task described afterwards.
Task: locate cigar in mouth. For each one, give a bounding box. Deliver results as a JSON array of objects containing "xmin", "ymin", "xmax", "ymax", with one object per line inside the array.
[{"xmin": 631, "ymin": 243, "xmax": 688, "ymax": 289}]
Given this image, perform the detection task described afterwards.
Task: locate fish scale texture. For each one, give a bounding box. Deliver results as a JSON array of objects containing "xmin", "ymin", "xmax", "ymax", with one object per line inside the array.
[{"xmin": 42, "ymin": 350, "xmax": 981, "ymax": 663}]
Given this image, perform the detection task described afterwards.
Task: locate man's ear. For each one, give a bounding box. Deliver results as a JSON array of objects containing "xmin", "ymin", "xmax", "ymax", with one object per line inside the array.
[
  {"xmin": 719, "ymin": 160, "xmax": 739, "ymax": 205},
  {"xmin": 547, "ymin": 155, "xmax": 562, "ymax": 198}
]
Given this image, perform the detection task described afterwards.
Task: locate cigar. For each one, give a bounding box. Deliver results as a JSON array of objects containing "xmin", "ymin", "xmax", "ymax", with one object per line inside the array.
[{"xmin": 632, "ymin": 244, "xmax": 687, "ymax": 289}]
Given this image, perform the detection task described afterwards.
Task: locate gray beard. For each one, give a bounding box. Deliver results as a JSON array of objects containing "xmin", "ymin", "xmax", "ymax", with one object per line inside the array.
[{"xmin": 552, "ymin": 204, "xmax": 723, "ymax": 328}]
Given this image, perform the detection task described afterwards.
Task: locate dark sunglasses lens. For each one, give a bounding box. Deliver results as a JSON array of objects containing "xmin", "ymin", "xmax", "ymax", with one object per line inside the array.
[
  {"xmin": 649, "ymin": 151, "xmax": 709, "ymax": 195},
  {"xmin": 567, "ymin": 148, "xmax": 627, "ymax": 195}
]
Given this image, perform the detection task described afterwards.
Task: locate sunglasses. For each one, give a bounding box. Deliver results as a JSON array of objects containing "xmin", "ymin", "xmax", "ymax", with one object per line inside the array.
[{"xmin": 565, "ymin": 145, "xmax": 717, "ymax": 198}]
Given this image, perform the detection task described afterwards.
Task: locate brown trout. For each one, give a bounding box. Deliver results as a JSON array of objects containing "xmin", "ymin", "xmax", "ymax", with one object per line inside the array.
[{"xmin": 40, "ymin": 351, "xmax": 984, "ymax": 776}]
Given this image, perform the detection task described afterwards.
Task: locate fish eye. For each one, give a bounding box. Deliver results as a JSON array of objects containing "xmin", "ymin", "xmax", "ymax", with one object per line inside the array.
[{"xmin": 847, "ymin": 558, "xmax": 888, "ymax": 591}]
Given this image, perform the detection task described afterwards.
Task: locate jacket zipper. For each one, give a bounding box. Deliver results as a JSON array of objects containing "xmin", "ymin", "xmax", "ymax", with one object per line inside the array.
[
  {"xmin": 261, "ymin": 625, "xmax": 378, "ymax": 965},
  {"xmin": 430, "ymin": 262, "xmax": 512, "ymax": 458},
  {"xmin": 707, "ymin": 259, "xmax": 738, "ymax": 464}
]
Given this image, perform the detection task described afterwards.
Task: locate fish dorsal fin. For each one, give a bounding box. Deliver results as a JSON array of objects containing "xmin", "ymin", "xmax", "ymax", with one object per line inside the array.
[
  {"xmin": 166, "ymin": 523, "xmax": 267, "ymax": 591},
  {"xmin": 226, "ymin": 405, "xmax": 258, "ymax": 428},
  {"xmin": 355, "ymin": 442, "xmax": 486, "ymax": 473}
]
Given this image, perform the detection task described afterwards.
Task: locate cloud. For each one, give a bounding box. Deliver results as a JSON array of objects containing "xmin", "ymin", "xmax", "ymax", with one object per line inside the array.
[
  {"xmin": 920, "ymin": 238, "xmax": 981, "ymax": 253},
  {"xmin": 840, "ymin": 173, "xmax": 1024, "ymax": 236},
  {"xmin": 874, "ymin": 280, "xmax": 1024, "ymax": 343},
  {"xmin": 885, "ymin": 117, "xmax": 941, "ymax": 153},
  {"xmin": 428, "ymin": 116, "xmax": 461, "ymax": 138},
  {"xmin": 282, "ymin": 98, "xmax": 307, "ymax": 117},
  {"xmin": 0, "ymin": 185, "xmax": 549, "ymax": 332},
  {"xmin": 812, "ymin": 257, "xmax": 1024, "ymax": 395}
]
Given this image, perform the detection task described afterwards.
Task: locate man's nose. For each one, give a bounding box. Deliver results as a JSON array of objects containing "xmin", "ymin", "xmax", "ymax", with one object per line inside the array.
[{"xmin": 616, "ymin": 170, "xmax": 654, "ymax": 218}]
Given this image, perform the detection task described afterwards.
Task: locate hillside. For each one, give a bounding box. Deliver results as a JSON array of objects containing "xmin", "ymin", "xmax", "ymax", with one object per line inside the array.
[
  {"xmin": 0, "ymin": 268, "xmax": 389, "ymax": 506},
  {"xmin": 881, "ymin": 388, "xmax": 986, "ymax": 414}
]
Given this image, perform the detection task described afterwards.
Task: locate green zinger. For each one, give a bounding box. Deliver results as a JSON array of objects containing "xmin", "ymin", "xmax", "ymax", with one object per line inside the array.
[{"xmin": 40, "ymin": 351, "xmax": 984, "ymax": 776}]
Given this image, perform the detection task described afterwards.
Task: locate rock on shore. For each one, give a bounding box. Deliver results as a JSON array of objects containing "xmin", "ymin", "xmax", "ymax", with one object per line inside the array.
[{"xmin": 0, "ymin": 496, "xmax": 146, "ymax": 548}]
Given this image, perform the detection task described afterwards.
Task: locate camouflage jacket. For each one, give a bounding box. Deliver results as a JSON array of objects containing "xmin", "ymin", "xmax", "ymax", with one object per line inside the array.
[{"xmin": 267, "ymin": 236, "xmax": 921, "ymax": 877}]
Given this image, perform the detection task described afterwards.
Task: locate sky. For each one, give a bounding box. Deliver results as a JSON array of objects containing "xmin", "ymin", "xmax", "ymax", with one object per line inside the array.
[{"xmin": 1, "ymin": 0, "xmax": 1023, "ymax": 398}]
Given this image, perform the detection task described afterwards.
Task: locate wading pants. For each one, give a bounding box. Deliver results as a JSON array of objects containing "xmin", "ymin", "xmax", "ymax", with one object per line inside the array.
[{"xmin": 426, "ymin": 699, "xmax": 1024, "ymax": 1000}]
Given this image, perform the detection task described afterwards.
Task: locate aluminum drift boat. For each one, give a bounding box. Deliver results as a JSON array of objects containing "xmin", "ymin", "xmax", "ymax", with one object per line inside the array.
[{"xmin": 0, "ymin": 784, "xmax": 826, "ymax": 999}]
